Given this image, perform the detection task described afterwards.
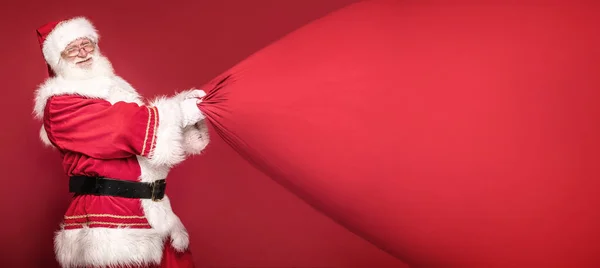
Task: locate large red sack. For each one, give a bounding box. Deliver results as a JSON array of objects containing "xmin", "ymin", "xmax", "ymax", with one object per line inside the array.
[{"xmin": 199, "ymin": 0, "xmax": 600, "ymax": 266}]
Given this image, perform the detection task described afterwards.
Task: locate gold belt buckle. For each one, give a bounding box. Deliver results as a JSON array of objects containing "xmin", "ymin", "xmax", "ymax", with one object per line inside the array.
[{"xmin": 151, "ymin": 181, "xmax": 161, "ymax": 202}]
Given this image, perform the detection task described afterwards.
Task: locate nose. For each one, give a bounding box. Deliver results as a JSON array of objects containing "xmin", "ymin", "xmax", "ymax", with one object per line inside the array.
[{"xmin": 77, "ymin": 48, "xmax": 89, "ymax": 57}]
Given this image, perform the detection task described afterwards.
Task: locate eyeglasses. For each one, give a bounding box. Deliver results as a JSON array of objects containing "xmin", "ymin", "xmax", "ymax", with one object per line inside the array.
[{"xmin": 63, "ymin": 41, "xmax": 96, "ymax": 57}]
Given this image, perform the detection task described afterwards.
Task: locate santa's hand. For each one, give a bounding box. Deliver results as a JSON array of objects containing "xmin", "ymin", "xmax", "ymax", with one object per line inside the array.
[
  {"xmin": 180, "ymin": 98, "xmax": 205, "ymax": 128},
  {"xmin": 175, "ymin": 88, "xmax": 206, "ymax": 100},
  {"xmin": 186, "ymin": 89, "xmax": 206, "ymax": 99}
]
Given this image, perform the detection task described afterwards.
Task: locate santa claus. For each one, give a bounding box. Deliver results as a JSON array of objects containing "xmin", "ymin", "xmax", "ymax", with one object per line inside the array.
[{"xmin": 33, "ymin": 17, "xmax": 209, "ymax": 268}]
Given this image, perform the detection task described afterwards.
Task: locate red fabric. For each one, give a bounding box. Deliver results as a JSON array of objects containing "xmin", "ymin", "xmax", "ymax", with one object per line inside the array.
[
  {"xmin": 159, "ymin": 242, "xmax": 195, "ymax": 268},
  {"xmin": 43, "ymin": 95, "xmax": 157, "ymax": 228},
  {"xmin": 61, "ymin": 195, "xmax": 150, "ymax": 230},
  {"xmin": 35, "ymin": 20, "xmax": 60, "ymax": 48},
  {"xmin": 199, "ymin": 0, "xmax": 600, "ymax": 267},
  {"xmin": 44, "ymin": 95, "xmax": 157, "ymax": 161},
  {"xmin": 36, "ymin": 19, "xmax": 62, "ymax": 77}
]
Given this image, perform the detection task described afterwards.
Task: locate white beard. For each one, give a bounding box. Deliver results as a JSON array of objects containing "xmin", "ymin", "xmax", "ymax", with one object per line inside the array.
[{"xmin": 54, "ymin": 50, "xmax": 115, "ymax": 80}]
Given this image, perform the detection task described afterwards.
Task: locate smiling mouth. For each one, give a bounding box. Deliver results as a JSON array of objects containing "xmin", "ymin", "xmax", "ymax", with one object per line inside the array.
[{"xmin": 76, "ymin": 58, "xmax": 92, "ymax": 64}]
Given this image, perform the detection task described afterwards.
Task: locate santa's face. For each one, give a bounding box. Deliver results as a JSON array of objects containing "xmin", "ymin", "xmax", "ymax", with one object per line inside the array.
[
  {"xmin": 54, "ymin": 38, "xmax": 115, "ymax": 80},
  {"xmin": 62, "ymin": 38, "xmax": 96, "ymax": 67}
]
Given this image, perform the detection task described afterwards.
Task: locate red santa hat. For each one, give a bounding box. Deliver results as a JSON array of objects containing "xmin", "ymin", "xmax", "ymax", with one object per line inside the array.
[{"xmin": 36, "ymin": 17, "xmax": 99, "ymax": 77}]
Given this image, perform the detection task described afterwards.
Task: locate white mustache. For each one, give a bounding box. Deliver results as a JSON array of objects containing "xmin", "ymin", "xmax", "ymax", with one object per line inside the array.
[{"xmin": 75, "ymin": 56, "xmax": 93, "ymax": 64}]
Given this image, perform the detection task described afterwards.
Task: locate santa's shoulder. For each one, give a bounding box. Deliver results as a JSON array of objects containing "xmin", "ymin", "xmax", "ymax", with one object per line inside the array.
[
  {"xmin": 33, "ymin": 77, "xmax": 59, "ymax": 120},
  {"xmin": 33, "ymin": 77, "xmax": 110, "ymax": 120}
]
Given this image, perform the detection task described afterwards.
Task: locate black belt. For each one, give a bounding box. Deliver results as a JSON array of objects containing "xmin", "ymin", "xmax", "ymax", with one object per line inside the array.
[{"xmin": 69, "ymin": 176, "xmax": 166, "ymax": 201}]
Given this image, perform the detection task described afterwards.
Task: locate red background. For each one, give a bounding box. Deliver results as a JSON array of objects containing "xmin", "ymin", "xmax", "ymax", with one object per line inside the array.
[{"xmin": 0, "ymin": 0, "xmax": 407, "ymax": 267}]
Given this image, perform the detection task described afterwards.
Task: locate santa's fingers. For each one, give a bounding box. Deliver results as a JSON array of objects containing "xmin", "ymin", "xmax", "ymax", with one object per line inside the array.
[
  {"xmin": 180, "ymin": 98, "xmax": 205, "ymax": 128},
  {"xmin": 185, "ymin": 89, "xmax": 206, "ymax": 99},
  {"xmin": 174, "ymin": 88, "xmax": 206, "ymax": 101}
]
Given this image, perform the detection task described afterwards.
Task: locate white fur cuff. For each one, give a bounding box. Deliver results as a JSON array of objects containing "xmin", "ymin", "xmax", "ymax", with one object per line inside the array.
[{"xmin": 147, "ymin": 96, "xmax": 186, "ymax": 167}]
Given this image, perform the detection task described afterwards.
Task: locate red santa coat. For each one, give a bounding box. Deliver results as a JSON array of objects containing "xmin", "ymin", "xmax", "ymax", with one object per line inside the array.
[{"xmin": 34, "ymin": 74, "xmax": 208, "ymax": 268}]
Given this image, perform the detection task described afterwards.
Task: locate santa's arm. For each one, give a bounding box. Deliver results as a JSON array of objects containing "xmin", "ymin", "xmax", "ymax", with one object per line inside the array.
[
  {"xmin": 43, "ymin": 94, "xmax": 200, "ymax": 167},
  {"xmin": 111, "ymin": 77, "xmax": 211, "ymax": 158},
  {"xmin": 112, "ymin": 76, "xmax": 211, "ymax": 157},
  {"xmin": 44, "ymin": 95, "xmax": 157, "ymax": 159}
]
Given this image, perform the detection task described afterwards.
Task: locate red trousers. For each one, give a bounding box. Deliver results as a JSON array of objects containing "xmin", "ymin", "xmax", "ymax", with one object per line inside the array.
[{"xmin": 87, "ymin": 241, "xmax": 195, "ymax": 268}]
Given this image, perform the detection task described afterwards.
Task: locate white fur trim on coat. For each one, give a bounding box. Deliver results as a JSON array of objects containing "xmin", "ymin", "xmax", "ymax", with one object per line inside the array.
[
  {"xmin": 54, "ymin": 227, "xmax": 165, "ymax": 268},
  {"xmin": 39, "ymin": 126, "xmax": 54, "ymax": 147},
  {"xmin": 146, "ymin": 96, "xmax": 187, "ymax": 167},
  {"xmin": 33, "ymin": 76, "xmax": 111, "ymax": 120},
  {"xmin": 136, "ymin": 156, "xmax": 190, "ymax": 252},
  {"xmin": 53, "ymin": 196, "xmax": 189, "ymax": 268},
  {"xmin": 42, "ymin": 17, "xmax": 99, "ymax": 70}
]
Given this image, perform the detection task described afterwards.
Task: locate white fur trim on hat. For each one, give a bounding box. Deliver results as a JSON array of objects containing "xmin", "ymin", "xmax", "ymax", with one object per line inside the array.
[{"xmin": 42, "ymin": 17, "xmax": 99, "ymax": 69}]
